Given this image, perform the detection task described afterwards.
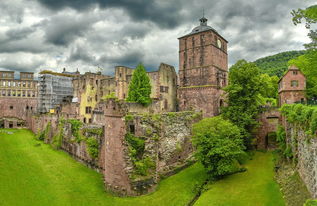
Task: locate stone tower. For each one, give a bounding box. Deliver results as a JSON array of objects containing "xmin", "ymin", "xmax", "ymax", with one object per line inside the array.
[{"xmin": 178, "ymin": 16, "xmax": 228, "ymax": 117}]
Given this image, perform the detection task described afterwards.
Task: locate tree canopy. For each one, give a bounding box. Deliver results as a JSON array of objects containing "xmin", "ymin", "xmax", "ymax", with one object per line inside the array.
[
  {"xmin": 292, "ymin": 5, "xmax": 317, "ymax": 49},
  {"xmin": 126, "ymin": 63, "xmax": 152, "ymax": 106},
  {"xmin": 221, "ymin": 60, "xmax": 266, "ymax": 147},
  {"xmin": 192, "ymin": 116, "xmax": 245, "ymax": 178}
]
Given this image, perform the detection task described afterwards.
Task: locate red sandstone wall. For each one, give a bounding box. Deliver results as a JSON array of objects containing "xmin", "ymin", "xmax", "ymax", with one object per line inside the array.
[
  {"xmin": 0, "ymin": 97, "xmax": 37, "ymax": 121},
  {"xmin": 102, "ymin": 99, "xmax": 132, "ymax": 195},
  {"xmin": 256, "ymin": 109, "xmax": 280, "ymax": 149},
  {"xmin": 178, "ymin": 86, "xmax": 224, "ymax": 117}
]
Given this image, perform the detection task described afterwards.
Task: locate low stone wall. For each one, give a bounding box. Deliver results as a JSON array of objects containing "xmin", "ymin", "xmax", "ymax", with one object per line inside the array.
[
  {"xmin": 284, "ymin": 122, "xmax": 317, "ymax": 198},
  {"xmin": 30, "ymin": 114, "xmax": 105, "ymax": 172}
]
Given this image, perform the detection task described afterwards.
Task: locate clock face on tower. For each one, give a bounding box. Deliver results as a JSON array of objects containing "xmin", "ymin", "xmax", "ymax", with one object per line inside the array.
[{"xmin": 217, "ymin": 39, "xmax": 222, "ymax": 49}]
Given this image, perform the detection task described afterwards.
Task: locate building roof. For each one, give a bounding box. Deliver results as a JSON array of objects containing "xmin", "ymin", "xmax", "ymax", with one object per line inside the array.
[
  {"xmin": 178, "ymin": 17, "xmax": 228, "ymax": 42},
  {"xmin": 278, "ymin": 65, "xmax": 304, "ymax": 83}
]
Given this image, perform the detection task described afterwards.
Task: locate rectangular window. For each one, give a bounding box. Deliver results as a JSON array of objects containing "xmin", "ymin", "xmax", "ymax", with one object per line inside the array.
[
  {"xmin": 293, "ymin": 71, "xmax": 298, "ymax": 75},
  {"xmin": 85, "ymin": 106, "xmax": 92, "ymax": 114},
  {"xmin": 291, "ymin": 80, "xmax": 299, "ymax": 87},
  {"xmin": 9, "ymin": 106, "xmax": 13, "ymax": 110}
]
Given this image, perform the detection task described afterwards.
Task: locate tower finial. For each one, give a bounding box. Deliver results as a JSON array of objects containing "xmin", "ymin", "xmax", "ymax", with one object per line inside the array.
[{"xmin": 203, "ymin": 8, "xmax": 205, "ymax": 18}]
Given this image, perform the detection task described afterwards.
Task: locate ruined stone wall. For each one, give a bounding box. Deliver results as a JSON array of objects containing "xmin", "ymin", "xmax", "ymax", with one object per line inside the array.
[
  {"xmin": 29, "ymin": 114, "xmax": 105, "ymax": 172},
  {"xmin": 284, "ymin": 122, "xmax": 317, "ymax": 198},
  {"xmin": 0, "ymin": 97, "xmax": 37, "ymax": 121}
]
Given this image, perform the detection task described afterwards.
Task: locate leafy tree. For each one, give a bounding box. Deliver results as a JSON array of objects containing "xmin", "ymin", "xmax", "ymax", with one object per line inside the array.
[
  {"xmin": 258, "ymin": 74, "xmax": 279, "ymax": 106},
  {"xmin": 289, "ymin": 50, "xmax": 317, "ymax": 99},
  {"xmin": 192, "ymin": 116, "xmax": 246, "ymax": 178},
  {"xmin": 292, "ymin": 5, "xmax": 317, "ymax": 49},
  {"xmin": 221, "ymin": 60, "xmax": 264, "ymax": 148},
  {"xmin": 126, "ymin": 63, "xmax": 152, "ymax": 106}
]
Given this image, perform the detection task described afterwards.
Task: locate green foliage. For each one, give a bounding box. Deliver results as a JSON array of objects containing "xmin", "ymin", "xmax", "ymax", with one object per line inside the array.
[
  {"xmin": 126, "ymin": 63, "xmax": 152, "ymax": 106},
  {"xmin": 83, "ymin": 127, "xmax": 103, "ymax": 136},
  {"xmin": 292, "ymin": 5, "xmax": 317, "ymax": 49},
  {"xmin": 124, "ymin": 114, "xmax": 134, "ymax": 122},
  {"xmin": 67, "ymin": 119, "xmax": 83, "ymax": 142},
  {"xmin": 102, "ymin": 92, "xmax": 117, "ymax": 100},
  {"xmin": 280, "ymin": 104, "xmax": 317, "ymax": 136},
  {"xmin": 134, "ymin": 157, "xmax": 155, "ymax": 176},
  {"xmin": 275, "ymin": 125, "xmax": 293, "ymax": 159},
  {"xmin": 36, "ymin": 122, "xmax": 51, "ymax": 141},
  {"xmin": 222, "ymin": 60, "xmax": 264, "ymax": 148},
  {"xmin": 304, "ymin": 199, "xmax": 317, "ymax": 206},
  {"xmin": 289, "ymin": 50, "xmax": 317, "ymax": 99},
  {"xmin": 192, "ymin": 116, "xmax": 246, "ymax": 178},
  {"xmin": 125, "ymin": 133, "xmax": 155, "ymax": 177},
  {"xmin": 52, "ymin": 119, "xmax": 65, "ymax": 149},
  {"xmin": 254, "ymin": 50, "xmax": 306, "ymax": 77},
  {"xmin": 85, "ymin": 137, "xmax": 99, "ymax": 159}
]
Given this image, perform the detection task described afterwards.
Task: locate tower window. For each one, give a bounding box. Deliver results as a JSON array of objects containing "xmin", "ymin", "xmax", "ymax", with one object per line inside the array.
[
  {"xmin": 293, "ymin": 71, "xmax": 298, "ymax": 75},
  {"xmin": 291, "ymin": 80, "xmax": 299, "ymax": 87}
]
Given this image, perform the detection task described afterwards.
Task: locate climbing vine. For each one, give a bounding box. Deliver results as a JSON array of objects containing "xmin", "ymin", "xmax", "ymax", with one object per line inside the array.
[
  {"xmin": 125, "ymin": 133, "xmax": 155, "ymax": 176},
  {"xmin": 51, "ymin": 119, "xmax": 65, "ymax": 149}
]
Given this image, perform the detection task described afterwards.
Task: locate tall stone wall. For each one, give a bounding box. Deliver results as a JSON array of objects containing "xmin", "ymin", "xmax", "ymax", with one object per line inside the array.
[{"xmin": 284, "ymin": 122, "xmax": 317, "ymax": 198}]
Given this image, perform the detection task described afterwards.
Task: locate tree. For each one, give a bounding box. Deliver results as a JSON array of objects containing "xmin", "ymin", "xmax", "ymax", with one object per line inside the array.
[
  {"xmin": 289, "ymin": 50, "xmax": 317, "ymax": 99},
  {"xmin": 292, "ymin": 5, "xmax": 317, "ymax": 49},
  {"xmin": 126, "ymin": 63, "xmax": 152, "ymax": 106},
  {"xmin": 192, "ymin": 116, "xmax": 245, "ymax": 178},
  {"xmin": 221, "ymin": 60, "xmax": 264, "ymax": 148}
]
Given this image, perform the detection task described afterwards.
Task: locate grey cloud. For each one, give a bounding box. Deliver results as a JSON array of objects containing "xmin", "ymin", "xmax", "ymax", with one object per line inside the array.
[
  {"xmin": 42, "ymin": 14, "xmax": 97, "ymax": 46},
  {"xmin": 6, "ymin": 27, "xmax": 36, "ymax": 41},
  {"xmin": 37, "ymin": 0, "xmax": 185, "ymax": 29}
]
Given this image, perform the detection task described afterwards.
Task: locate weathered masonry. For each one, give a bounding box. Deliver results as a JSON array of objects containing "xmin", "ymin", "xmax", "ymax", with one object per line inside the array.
[
  {"xmin": 0, "ymin": 71, "xmax": 38, "ymax": 128},
  {"xmin": 178, "ymin": 16, "xmax": 228, "ymax": 117}
]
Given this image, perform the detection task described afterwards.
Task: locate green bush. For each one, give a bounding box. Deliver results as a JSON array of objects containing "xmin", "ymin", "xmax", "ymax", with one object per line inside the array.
[
  {"xmin": 192, "ymin": 116, "xmax": 246, "ymax": 178},
  {"xmin": 280, "ymin": 104, "xmax": 317, "ymax": 136},
  {"xmin": 125, "ymin": 133, "xmax": 145, "ymax": 159},
  {"xmin": 67, "ymin": 119, "xmax": 83, "ymax": 142},
  {"xmin": 85, "ymin": 138, "xmax": 99, "ymax": 159},
  {"xmin": 304, "ymin": 199, "xmax": 317, "ymax": 206}
]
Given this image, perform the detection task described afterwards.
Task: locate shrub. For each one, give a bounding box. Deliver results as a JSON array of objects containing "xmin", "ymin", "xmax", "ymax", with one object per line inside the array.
[
  {"xmin": 192, "ymin": 116, "xmax": 246, "ymax": 178},
  {"xmin": 85, "ymin": 137, "xmax": 99, "ymax": 159},
  {"xmin": 304, "ymin": 199, "xmax": 317, "ymax": 206}
]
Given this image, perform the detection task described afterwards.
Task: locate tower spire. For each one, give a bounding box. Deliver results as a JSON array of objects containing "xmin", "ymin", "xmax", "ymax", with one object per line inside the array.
[{"xmin": 199, "ymin": 10, "xmax": 208, "ymax": 26}]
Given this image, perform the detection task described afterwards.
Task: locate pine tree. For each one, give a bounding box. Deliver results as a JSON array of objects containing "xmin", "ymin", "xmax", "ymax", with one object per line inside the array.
[{"xmin": 126, "ymin": 63, "xmax": 152, "ymax": 106}]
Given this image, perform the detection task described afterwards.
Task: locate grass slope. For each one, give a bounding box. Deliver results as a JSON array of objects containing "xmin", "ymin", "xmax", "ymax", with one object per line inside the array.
[
  {"xmin": 0, "ymin": 129, "xmax": 206, "ymax": 206},
  {"xmin": 194, "ymin": 152, "xmax": 285, "ymax": 206}
]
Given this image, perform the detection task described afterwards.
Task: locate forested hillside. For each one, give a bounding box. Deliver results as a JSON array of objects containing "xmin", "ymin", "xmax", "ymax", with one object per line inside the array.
[{"xmin": 254, "ymin": 50, "xmax": 306, "ymax": 77}]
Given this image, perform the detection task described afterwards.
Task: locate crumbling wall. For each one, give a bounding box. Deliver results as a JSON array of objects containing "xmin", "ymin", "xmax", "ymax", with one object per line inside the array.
[
  {"xmin": 284, "ymin": 122, "xmax": 317, "ymax": 198},
  {"xmin": 30, "ymin": 114, "xmax": 105, "ymax": 172},
  {"xmin": 123, "ymin": 111, "xmax": 202, "ymax": 195}
]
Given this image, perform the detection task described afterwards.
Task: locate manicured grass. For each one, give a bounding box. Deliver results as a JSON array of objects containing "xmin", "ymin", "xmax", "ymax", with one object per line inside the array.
[
  {"xmin": 0, "ymin": 129, "xmax": 206, "ymax": 206},
  {"xmin": 194, "ymin": 152, "xmax": 285, "ymax": 206}
]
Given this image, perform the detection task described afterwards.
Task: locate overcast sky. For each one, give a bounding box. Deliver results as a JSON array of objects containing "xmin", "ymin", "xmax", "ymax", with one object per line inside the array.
[{"xmin": 0, "ymin": 0, "xmax": 314, "ymax": 76}]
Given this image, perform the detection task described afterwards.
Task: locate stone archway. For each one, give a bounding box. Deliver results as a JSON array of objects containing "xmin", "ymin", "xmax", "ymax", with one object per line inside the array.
[{"xmin": 256, "ymin": 108, "xmax": 280, "ymax": 149}]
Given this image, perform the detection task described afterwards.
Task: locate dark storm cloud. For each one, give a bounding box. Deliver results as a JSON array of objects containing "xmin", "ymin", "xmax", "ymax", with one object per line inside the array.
[
  {"xmin": 42, "ymin": 14, "xmax": 97, "ymax": 46},
  {"xmin": 99, "ymin": 51, "xmax": 144, "ymax": 68},
  {"xmin": 37, "ymin": 0, "xmax": 184, "ymax": 28}
]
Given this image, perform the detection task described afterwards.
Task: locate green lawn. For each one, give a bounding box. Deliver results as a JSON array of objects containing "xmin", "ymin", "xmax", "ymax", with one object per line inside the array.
[
  {"xmin": 0, "ymin": 129, "xmax": 206, "ymax": 206},
  {"xmin": 194, "ymin": 152, "xmax": 285, "ymax": 206}
]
